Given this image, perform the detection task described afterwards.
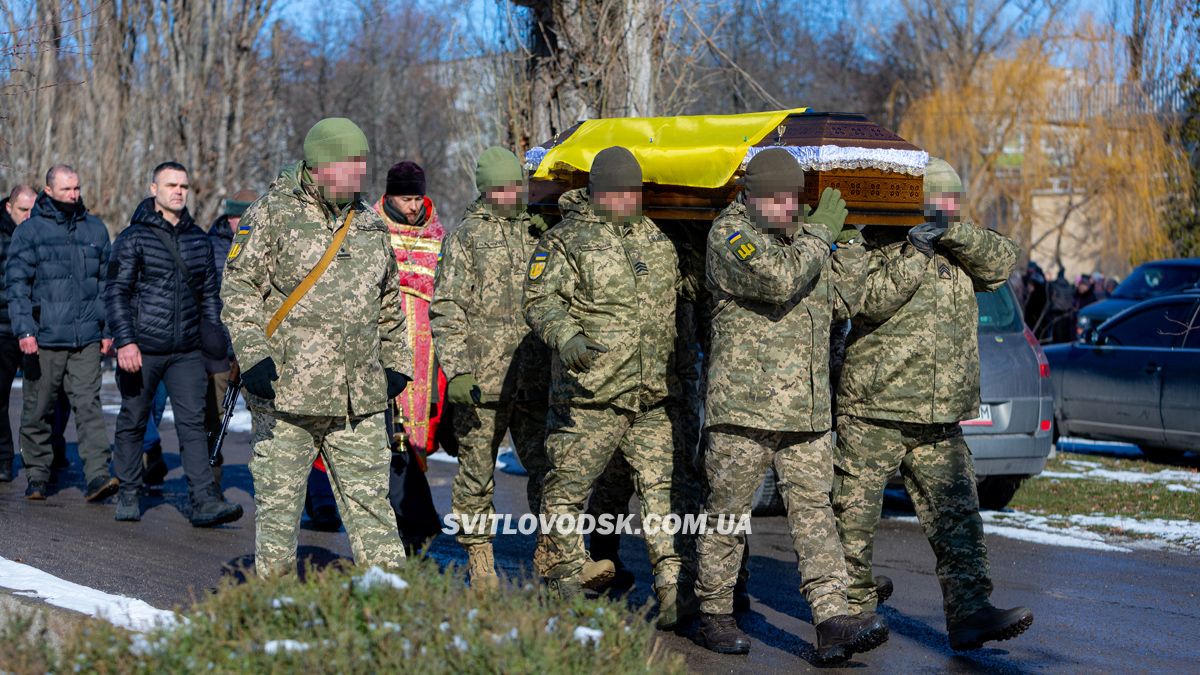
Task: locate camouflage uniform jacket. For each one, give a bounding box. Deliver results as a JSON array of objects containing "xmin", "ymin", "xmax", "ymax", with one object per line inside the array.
[
  {"xmin": 430, "ymin": 199, "xmax": 550, "ymax": 403},
  {"xmin": 523, "ymin": 188, "xmax": 680, "ymax": 412},
  {"xmin": 705, "ymin": 201, "xmax": 867, "ymax": 432},
  {"xmin": 221, "ymin": 161, "xmax": 412, "ymax": 417},
  {"xmin": 837, "ymin": 220, "xmax": 1019, "ymax": 424}
]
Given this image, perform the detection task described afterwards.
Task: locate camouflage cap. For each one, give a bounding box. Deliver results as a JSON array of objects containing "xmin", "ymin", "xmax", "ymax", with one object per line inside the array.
[{"xmin": 924, "ymin": 157, "xmax": 963, "ymax": 194}]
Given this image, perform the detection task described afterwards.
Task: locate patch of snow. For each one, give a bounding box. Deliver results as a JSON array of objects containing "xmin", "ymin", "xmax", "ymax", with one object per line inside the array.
[
  {"xmin": 0, "ymin": 556, "xmax": 176, "ymax": 632},
  {"xmin": 353, "ymin": 566, "xmax": 409, "ymax": 592},
  {"xmin": 452, "ymin": 635, "xmax": 469, "ymax": 652},
  {"xmin": 1066, "ymin": 514, "xmax": 1200, "ymax": 549},
  {"xmin": 1037, "ymin": 460, "xmax": 1200, "ymax": 486},
  {"xmin": 427, "ymin": 452, "xmax": 459, "ymax": 465},
  {"xmin": 263, "ymin": 640, "xmax": 310, "ymax": 655},
  {"xmin": 270, "ymin": 597, "xmax": 295, "ymax": 609},
  {"xmin": 573, "ymin": 626, "xmax": 603, "ymax": 646},
  {"xmin": 1167, "ymin": 484, "xmax": 1197, "ymax": 493}
]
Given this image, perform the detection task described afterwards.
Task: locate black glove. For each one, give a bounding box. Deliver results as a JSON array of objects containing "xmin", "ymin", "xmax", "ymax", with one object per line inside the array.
[
  {"xmin": 907, "ymin": 222, "xmax": 949, "ymax": 257},
  {"xmin": 241, "ymin": 357, "xmax": 279, "ymax": 400},
  {"xmin": 386, "ymin": 369, "xmax": 411, "ymax": 398},
  {"xmin": 560, "ymin": 334, "xmax": 609, "ymax": 373}
]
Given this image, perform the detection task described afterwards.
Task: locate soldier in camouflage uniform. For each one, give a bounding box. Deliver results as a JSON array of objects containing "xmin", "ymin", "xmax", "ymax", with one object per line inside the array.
[
  {"xmin": 222, "ymin": 118, "xmax": 413, "ymax": 576},
  {"xmin": 832, "ymin": 157, "xmax": 1032, "ymax": 651},
  {"xmin": 525, "ymin": 146, "xmax": 694, "ymax": 627},
  {"xmin": 430, "ymin": 146, "xmax": 552, "ymax": 589},
  {"xmin": 691, "ymin": 149, "xmax": 886, "ymax": 664}
]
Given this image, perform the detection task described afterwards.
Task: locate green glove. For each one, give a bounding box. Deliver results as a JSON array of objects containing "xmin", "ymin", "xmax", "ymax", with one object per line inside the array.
[
  {"xmin": 836, "ymin": 224, "xmax": 863, "ymax": 246},
  {"xmin": 529, "ymin": 212, "xmax": 553, "ymax": 236},
  {"xmin": 560, "ymin": 334, "xmax": 609, "ymax": 373},
  {"xmin": 805, "ymin": 187, "xmax": 848, "ymax": 241},
  {"xmin": 447, "ymin": 374, "xmax": 482, "ymax": 406}
]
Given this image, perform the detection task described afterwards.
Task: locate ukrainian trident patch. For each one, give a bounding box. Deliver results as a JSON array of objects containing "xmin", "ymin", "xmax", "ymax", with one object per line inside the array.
[{"xmin": 528, "ymin": 251, "xmax": 549, "ymax": 281}]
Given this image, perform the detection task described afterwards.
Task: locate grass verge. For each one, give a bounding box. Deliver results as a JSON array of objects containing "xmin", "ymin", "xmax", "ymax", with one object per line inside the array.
[
  {"xmin": 1010, "ymin": 451, "xmax": 1200, "ymax": 523},
  {"xmin": 0, "ymin": 558, "xmax": 684, "ymax": 674}
]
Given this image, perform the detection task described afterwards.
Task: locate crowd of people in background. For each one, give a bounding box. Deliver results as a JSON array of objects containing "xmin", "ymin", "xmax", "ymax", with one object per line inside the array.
[{"xmin": 1015, "ymin": 261, "xmax": 1120, "ymax": 344}]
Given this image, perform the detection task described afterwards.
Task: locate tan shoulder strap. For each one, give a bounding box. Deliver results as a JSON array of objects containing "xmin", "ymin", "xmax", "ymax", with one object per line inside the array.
[{"xmin": 266, "ymin": 209, "xmax": 355, "ymax": 338}]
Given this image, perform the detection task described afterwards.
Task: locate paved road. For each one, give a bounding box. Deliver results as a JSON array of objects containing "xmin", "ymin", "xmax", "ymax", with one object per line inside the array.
[{"xmin": 1, "ymin": 379, "xmax": 1197, "ymax": 672}]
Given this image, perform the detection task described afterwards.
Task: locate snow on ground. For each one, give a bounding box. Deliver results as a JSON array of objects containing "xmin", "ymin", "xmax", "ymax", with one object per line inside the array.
[
  {"xmin": 890, "ymin": 510, "xmax": 1200, "ymax": 552},
  {"xmin": 0, "ymin": 556, "xmax": 176, "ymax": 631},
  {"xmin": 1041, "ymin": 458, "xmax": 1200, "ymax": 493}
]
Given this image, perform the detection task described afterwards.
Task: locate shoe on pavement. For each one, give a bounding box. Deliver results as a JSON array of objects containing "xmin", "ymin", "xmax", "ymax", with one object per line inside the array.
[
  {"xmin": 692, "ymin": 612, "xmax": 751, "ymax": 655},
  {"xmin": 465, "ymin": 543, "xmax": 500, "ymax": 591},
  {"xmin": 814, "ymin": 612, "xmax": 889, "ymax": 665},
  {"xmin": 948, "ymin": 605, "xmax": 1033, "ymax": 651},
  {"xmin": 115, "ymin": 491, "xmax": 142, "ymax": 522},
  {"xmin": 579, "ymin": 558, "xmax": 615, "ymax": 591},
  {"xmin": 0, "ymin": 459, "xmax": 13, "ymax": 482},
  {"xmin": 875, "ymin": 575, "xmax": 894, "ymax": 605},
  {"xmin": 84, "ymin": 476, "xmax": 120, "ymax": 502},
  {"xmin": 25, "ymin": 479, "xmax": 48, "ymax": 500},
  {"xmin": 190, "ymin": 498, "xmax": 244, "ymax": 528}
]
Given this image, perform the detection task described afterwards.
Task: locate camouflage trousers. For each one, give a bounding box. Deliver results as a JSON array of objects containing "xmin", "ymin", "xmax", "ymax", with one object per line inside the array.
[
  {"xmin": 696, "ymin": 426, "xmax": 849, "ymax": 622},
  {"xmin": 832, "ymin": 415, "xmax": 993, "ymax": 625},
  {"xmin": 536, "ymin": 403, "xmax": 682, "ymax": 592},
  {"xmin": 249, "ymin": 407, "xmax": 405, "ymax": 576},
  {"xmin": 450, "ymin": 397, "xmax": 550, "ymax": 546},
  {"xmin": 586, "ymin": 398, "xmax": 702, "ymax": 577}
]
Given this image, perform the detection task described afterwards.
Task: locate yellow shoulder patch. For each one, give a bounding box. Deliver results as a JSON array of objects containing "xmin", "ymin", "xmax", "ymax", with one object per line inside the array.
[{"xmin": 227, "ymin": 243, "xmax": 242, "ymax": 261}]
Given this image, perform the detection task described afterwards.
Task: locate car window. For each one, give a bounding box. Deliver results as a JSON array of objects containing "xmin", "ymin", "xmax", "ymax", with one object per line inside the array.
[
  {"xmin": 1111, "ymin": 264, "xmax": 1200, "ymax": 300},
  {"xmin": 1100, "ymin": 301, "xmax": 1197, "ymax": 348},
  {"xmin": 976, "ymin": 286, "xmax": 1024, "ymax": 333}
]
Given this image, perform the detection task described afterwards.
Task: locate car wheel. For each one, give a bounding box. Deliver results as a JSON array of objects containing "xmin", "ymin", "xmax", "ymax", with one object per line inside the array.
[
  {"xmin": 752, "ymin": 467, "xmax": 787, "ymax": 517},
  {"xmin": 1139, "ymin": 446, "xmax": 1181, "ymax": 464},
  {"xmin": 976, "ymin": 476, "xmax": 1025, "ymax": 511}
]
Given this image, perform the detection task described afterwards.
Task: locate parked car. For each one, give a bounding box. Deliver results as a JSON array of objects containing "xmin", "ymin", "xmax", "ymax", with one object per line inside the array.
[
  {"xmin": 1046, "ymin": 290, "xmax": 1200, "ymax": 461},
  {"xmin": 753, "ymin": 282, "xmax": 1055, "ymax": 514},
  {"xmin": 1076, "ymin": 258, "xmax": 1200, "ymax": 338}
]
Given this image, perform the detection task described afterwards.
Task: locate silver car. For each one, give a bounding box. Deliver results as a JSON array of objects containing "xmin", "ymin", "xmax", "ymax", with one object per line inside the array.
[{"xmin": 753, "ymin": 282, "xmax": 1054, "ymax": 514}]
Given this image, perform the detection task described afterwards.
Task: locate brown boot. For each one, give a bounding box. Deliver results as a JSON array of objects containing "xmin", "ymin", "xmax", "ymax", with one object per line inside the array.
[
  {"xmin": 465, "ymin": 543, "xmax": 500, "ymax": 591},
  {"xmin": 579, "ymin": 558, "xmax": 616, "ymax": 590}
]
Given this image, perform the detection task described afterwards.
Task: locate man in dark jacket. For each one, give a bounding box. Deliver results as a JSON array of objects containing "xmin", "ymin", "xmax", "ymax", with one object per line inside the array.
[
  {"xmin": 7, "ymin": 166, "xmax": 116, "ymax": 501},
  {"xmin": 0, "ymin": 185, "xmax": 37, "ymax": 482},
  {"xmin": 106, "ymin": 162, "xmax": 242, "ymax": 526}
]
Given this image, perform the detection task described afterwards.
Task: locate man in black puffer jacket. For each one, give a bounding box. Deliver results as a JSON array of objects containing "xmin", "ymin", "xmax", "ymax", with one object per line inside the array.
[
  {"xmin": 7, "ymin": 166, "xmax": 117, "ymax": 502},
  {"xmin": 106, "ymin": 161, "xmax": 242, "ymax": 526},
  {"xmin": 0, "ymin": 185, "xmax": 37, "ymax": 482}
]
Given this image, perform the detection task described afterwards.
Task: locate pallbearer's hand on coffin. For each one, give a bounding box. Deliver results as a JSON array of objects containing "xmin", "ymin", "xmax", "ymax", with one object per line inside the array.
[{"xmin": 805, "ymin": 187, "xmax": 849, "ymax": 240}]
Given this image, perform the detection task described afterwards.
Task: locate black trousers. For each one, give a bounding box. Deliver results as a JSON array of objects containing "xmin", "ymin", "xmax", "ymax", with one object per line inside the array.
[
  {"xmin": 0, "ymin": 336, "xmax": 21, "ymax": 464},
  {"xmin": 114, "ymin": 350, "xmax": 217, "ymax": 500}
]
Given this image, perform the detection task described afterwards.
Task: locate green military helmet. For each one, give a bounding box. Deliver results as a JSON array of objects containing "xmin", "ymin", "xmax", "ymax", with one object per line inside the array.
[{"xmin": 924, "ymin": 157, "xmax": 963, "ymax": 195}]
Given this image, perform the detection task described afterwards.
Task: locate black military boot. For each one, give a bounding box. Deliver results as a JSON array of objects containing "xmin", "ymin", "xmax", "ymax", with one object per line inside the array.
[
  {"xmin": 0, "ymin": 458, "xmax": 13, "ymax": 482},
  {"xmin": 948, "ymin": 605, "xmax": 1033, "ymax": 651},
  {"xmin": 875, "ymin": 575, "xmax": 894, "ymax": 605},
  {"xmin": 190, "ymin": 488, "xmax": 244, "ymax": 528},
  {"xmin": 814, "ymin": 612, "xmax": 889, "ymax": 665},
  {"xmin": 692, "ymin": 612, "xmax": 751, "ymax": 655}
]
